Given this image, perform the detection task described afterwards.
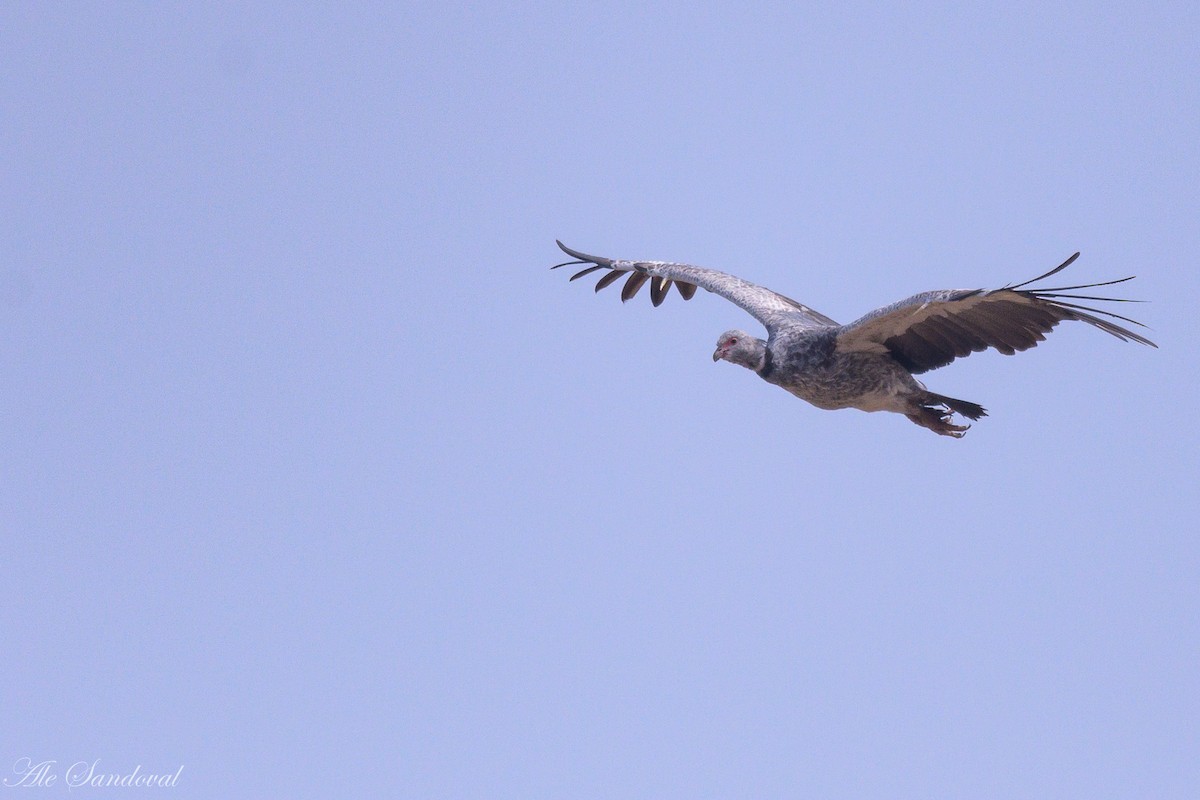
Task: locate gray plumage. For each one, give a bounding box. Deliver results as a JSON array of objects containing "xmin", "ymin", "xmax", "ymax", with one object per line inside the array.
[{"xmin": 552, "ymin": 241, "xmax": 1156, "ymax": 437}]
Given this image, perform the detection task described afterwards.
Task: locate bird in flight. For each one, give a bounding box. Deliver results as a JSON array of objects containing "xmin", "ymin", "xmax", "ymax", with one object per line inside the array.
[{"xmin": 552, "ymin": 241, "xmax": 1155, "ymax": 437}]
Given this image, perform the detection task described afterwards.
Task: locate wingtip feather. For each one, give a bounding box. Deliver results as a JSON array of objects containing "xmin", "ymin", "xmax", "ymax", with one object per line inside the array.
[{"xmin": 556, "ymin": 241, "xmax": 614, "ymax": 267}]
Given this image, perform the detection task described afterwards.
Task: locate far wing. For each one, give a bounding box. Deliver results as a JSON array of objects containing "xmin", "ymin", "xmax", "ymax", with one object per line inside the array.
[
  {"xmin": 552, "ymin": 241, "xmax": 838, "ymax": 334},
  {"xmin": 835, "ymin": 252, "xmax": 1156, "ymax": 374}
]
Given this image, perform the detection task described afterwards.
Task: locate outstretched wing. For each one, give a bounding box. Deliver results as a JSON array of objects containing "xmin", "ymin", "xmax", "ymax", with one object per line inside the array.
[
  {"xmin": 836, "ymin": 252, "xmax": 1157, "ymax": 374},
  {"xmin": 552, "ymin": 241, "xmax": 838, "ymax": 333}
]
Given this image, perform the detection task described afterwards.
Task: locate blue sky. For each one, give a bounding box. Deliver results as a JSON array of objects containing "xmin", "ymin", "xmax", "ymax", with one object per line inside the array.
[{"xmin": 3, "ymin": 3, "xmax": 1197, "ymax": 798}]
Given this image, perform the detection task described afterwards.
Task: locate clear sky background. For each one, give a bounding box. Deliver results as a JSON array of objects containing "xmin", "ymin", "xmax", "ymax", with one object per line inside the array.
[{"xmin": 3, "ymin": 3, "xmax": 1198, "ymax": 798}]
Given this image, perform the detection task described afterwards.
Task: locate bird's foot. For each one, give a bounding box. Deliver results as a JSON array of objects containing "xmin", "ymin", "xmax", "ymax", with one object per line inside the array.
[
  {"xmin": 907, "ymin": 406, "xmax": 971, "ymax": 438},
  {"xmin": 940, "ymin": 422, "xmax": 970, "ymax": 438}
]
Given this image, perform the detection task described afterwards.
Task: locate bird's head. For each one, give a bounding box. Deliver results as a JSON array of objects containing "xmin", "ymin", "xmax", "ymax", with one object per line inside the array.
[{"xmin": 713, "ymin": 330, "xmax": 766, "ymax": 370}]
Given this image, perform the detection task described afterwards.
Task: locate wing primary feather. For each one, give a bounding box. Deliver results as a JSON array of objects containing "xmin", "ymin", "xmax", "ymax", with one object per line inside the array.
[
  {"xmin": 569, "ymin": 265, "xmax": 606, "ymax": 281},
  {"xmin": 1033, "ymin": 275, "xmax": 1136, "ymax": 292},
  {"xmin": 1031, "ymin": 291, "xmax": 1145, "ymax": 303},
  {"xmin": 621, "ymin": 272, "xmax": 649, "ymax": 302},
  {"xmin": 1041, "ymin": 298, "xmax": 1154, "ymax": 328},
  {"xmin": 594, "ymin": 270, "xmax": 627, "ymax": 292},
  {"xmin": 1009, "ymin": 252, "xmax": 1081, "ymax": 290},
  {"xmin": 676, "ymin": 282, "xmax": 697, "ymax": 300},
  {"xmin": 551, "ymin": 259, "xmax": 588, "ymax": 270},
  {"xmin": 1052, "ymin": 306, "xmax": 1157, "ymax": 345},
  {"xmin": 557, "ymin": 241, "xmax": 615, "ymax": 267},
  {"xmin": 650, "ymin": 277, "xmax": 669, "ymax": 307}
]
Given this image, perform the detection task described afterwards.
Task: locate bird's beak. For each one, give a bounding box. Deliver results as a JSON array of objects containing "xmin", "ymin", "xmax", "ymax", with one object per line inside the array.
[{"xmin": 712, "ymin": 348, "xmax": 723, "ymax": 362}]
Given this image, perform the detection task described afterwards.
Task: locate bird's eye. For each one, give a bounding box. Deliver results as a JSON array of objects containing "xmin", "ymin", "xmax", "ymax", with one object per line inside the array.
[{"xmin": 728, "ymin": 338, "xmax": 738, "ymax": 345}]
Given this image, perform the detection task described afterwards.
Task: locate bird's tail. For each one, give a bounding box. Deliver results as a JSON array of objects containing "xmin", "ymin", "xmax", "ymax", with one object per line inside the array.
[{"xmin": 926, "ymin": 392, "xmax": 987, "ymax": 421}]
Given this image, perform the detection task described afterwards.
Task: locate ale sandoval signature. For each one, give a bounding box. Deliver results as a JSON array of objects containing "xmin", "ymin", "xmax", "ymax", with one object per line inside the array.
[{"xmin": 4, "ymin": 758, "xmax": 183, "ymax": 789}]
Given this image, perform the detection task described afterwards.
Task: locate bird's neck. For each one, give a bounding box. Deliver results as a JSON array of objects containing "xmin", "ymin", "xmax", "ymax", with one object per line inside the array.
[
  {"xmin": 735, "ymin": 340, "xmax": 769, "ymax": 373},
  {"xmin": 754, "ymin": 342, "xmax": 774, "ymax": 378}
]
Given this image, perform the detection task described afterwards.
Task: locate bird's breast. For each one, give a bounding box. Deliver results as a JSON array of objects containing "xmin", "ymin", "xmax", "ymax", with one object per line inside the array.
[{"xmin": 772, "ymin": 346, "xmax": 916, "ymax": 411}]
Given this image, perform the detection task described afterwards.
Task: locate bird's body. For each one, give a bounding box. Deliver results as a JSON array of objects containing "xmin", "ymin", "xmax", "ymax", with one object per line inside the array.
[
  {"xmin": 552, "ymin": 241, "xmax": 1155, "ymax": 437},
  {"xmin": 762, "ymin": 330, "xmax": 920, "ymax": 412},
  {"xmin": 714, "ymin": 326, "xmax": 986, "ymax": 435}
]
